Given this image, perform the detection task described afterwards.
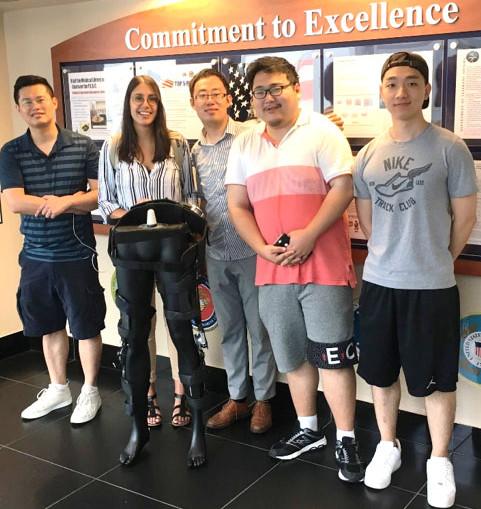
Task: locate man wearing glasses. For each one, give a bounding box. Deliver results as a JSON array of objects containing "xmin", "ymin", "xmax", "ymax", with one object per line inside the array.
[
  {"xmin": 226, "ymin": 56, "xmax": 364, "ymax": 483},
  {"xmin": 189, "ymin": 69, "xmax": 277, "ymax": 434}
]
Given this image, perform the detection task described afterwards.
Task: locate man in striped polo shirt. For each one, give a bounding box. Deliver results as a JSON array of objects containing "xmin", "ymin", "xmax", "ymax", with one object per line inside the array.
[
  {"xmin": 226, "ymin": 56, "xmax": 365, "ymax": 483},
  {"xmin": 189, "ymin": 69, "xmax": 277, "ymax": 434},
  {"xmin": 0, "ymin": 75, "xmax": 106, "ymax": 425}
]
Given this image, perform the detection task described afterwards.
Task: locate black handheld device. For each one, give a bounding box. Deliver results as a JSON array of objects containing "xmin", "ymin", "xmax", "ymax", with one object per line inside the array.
[{"xmin": 274, "ymin": 233, "xmax": 290, "ymax": 247}]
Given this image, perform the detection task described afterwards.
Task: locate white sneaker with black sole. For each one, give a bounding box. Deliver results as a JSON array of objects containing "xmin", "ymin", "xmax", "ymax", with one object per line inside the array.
[
  {"xmin": 21, "ymin": 384, "xmax": 72, "ymax": 420},
  {"xmin": 427, "ymin": 457, "xmax": 456, "ymax": 508},
  {"xmin": 364, "ymin": 439, "xmax": 402, "ymax": 489},
  {"xmin": 70, "ymin": 387, "xmax": 102, "ymax": 425},
  {"xmin": 269, "ymin": 423, "xmax": 327, "ymax": 460}
]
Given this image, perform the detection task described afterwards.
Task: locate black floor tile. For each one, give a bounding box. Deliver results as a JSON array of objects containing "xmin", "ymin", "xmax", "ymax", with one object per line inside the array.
[
  {"xmin": 452, "ymin": 423, "xmax": 476, "ymax": 451},
  {"xmin": 11, "ymin": 391, "xmax": 131, "ymax": 477},
  {"xmin": 0, "ymin": 447, "xmax": 91, "ymax": 509},
  {"xmin": 0, "ymin": 376, "xmax": 15, "ymax": 388},
  {"xmin": 442, "ymin": 453, "xmax": 481, "ymax": 509},
  {"xmin": 455, "ymin": 428, "xmax": 481, "ymax": 459},
  {"xmin": 225, "ymin": 459, "xmax": 414, "ymax": 509},
  {"xmin": 0, "ymin": 379, "xmax": 72, "ymax": 445},
  {"xmin": 48, "ymin": 480, "xmax": 173, "ymax": 508},
  {"xmin": 0, "ymin": 350, "xmax": 47, "ymax": 381},
  {"xmin": 102, "ymin": 429, "xmax": 275, "ymax": 509}
]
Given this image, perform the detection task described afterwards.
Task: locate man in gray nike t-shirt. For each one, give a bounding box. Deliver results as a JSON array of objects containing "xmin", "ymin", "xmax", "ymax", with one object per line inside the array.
[{"xmin": 353, "ymin": 52, "xmax": 477, "ymax": 508}]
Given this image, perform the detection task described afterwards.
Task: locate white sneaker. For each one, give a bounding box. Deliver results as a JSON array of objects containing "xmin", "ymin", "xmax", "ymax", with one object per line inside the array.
[
  {"xmin": 364, "ymin": 439, "xmax": 402, "ymax": 489},
  {"xmin": 427, "ymin": 457, "xmax": 456, "ymax": 508},
  {"xmin": 21, "ymin": 384, "xmax": 72, "ymax": 420},
  {"xmin": 70, "ymin": 387, "xmax": 102, "ymax": 424}
]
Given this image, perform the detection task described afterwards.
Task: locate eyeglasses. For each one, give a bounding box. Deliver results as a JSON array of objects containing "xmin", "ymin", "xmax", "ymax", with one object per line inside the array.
[
  {"xmin": 131, "ymin": 94, "xmax": 159, "ymax": 106},
  {"xmin": 194, "ymin": 93, "xmax": 228, "ymax": 103},
  {"xmin": 252, "ymin": 83, "xmax": 292, "ymax": 99},
  {"xmin": 19, "ymin": 96, "xmax": 49, "ymax": 108}
]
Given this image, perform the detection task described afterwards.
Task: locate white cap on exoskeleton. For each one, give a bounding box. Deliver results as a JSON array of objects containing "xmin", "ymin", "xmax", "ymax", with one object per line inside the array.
[{"xmin": 146, "ymin": 208, "xmax": 157, "ymax": 227}]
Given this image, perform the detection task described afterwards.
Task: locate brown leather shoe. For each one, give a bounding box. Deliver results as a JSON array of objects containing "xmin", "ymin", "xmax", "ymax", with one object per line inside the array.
[
  {"xmin": 250, "ymin": 400, "xmax": 272, "ymax": 434},
  {"xmin": 206, "ymin": 399, "xmax": 249, "ymax": 429}
]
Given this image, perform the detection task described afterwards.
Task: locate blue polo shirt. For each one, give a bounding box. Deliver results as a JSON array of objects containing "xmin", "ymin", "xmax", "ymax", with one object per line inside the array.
[{"xmin": 0, "ymin": 127, "xmax": 99, "ymax": 262}]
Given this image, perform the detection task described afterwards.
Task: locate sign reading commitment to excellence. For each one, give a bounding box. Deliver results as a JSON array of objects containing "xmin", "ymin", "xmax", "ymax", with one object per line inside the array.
[
  {"xmin": 125, "ymin": 2, "xmax": 461, "ymax": 51},
  {"xmin": 52, "ymin": 0, "xmax": 481, "ymax": 62}
]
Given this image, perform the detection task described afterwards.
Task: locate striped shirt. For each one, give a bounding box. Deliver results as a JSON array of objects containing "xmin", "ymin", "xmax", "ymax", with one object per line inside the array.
[
  {"xmin": 0, "ymin": 127, "xmax": 98, "ymax": 262},
  {"xmin": 192, "ymin": 118, "xmax": 254, "ymax": 261},
  {"xmin": 98, "ymin": 133, "xmax": 196, "ymax": 221},
  {"xmin": 226, "ymin": 110, "xmax": 356, "ymax": 287}
]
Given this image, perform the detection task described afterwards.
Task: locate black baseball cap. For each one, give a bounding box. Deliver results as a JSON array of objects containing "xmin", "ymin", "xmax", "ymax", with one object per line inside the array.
[{"xmin": 381, "ymin": 52, "xmax": 430, "ymax": 109}]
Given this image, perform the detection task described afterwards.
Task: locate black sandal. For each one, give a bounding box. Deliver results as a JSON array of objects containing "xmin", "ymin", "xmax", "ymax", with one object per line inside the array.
[
  {"xmin": 171, "ymin": 393, "xmax": 191, "ymax": 428},
  {"xmin": 147, "ymin": 393, "xmax": 162, "ymax": 428}
]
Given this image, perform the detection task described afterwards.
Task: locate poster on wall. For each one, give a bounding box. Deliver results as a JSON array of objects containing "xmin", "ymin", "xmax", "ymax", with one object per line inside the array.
[
  {"xmin": 454, "ymin": 48, "xmax": 481, "ymax": 139},
  {"xmin": 135, "ymin": 59, "xmax": 214, "ymax": 140},
  {"xmin": 64, "ymin": 62, "xmax": 133, "ymax": 141},
  {"xmin": 67, "ymin": 71, "xmax": 107, "ymax": 139},
  {"xmin": 323, "ymin": 41, "xmax": 443, "ymax": 143}
]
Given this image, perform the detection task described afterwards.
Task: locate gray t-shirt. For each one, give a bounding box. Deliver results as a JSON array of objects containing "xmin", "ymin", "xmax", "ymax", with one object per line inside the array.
[{"xmin": 353, "ymin": 124, "xmax": 477, "ymax": 290}]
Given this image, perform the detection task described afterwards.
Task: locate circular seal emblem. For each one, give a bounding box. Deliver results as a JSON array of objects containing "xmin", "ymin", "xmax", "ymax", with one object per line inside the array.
[
  {"xmin": 459, "ymin": 314, "xmax": 481, "ymax": 385},
  {"xmin": 193, "ymin": 276, "xmax": 217, "ymax": 331},
  {"xmin": 466, "ymin": 50, "xmax": 479, "ymax": 64}
]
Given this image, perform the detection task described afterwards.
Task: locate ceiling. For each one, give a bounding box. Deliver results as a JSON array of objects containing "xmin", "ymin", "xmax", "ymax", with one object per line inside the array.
[{"xmin": 0, "ymin": 0, "xmax": 92, "ymax": 13}]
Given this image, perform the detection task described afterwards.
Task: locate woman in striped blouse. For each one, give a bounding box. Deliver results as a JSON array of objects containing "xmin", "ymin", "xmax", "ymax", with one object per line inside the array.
[{"xmin": 98, "ymin": 75, "xmax": 202, "ymax": 466}]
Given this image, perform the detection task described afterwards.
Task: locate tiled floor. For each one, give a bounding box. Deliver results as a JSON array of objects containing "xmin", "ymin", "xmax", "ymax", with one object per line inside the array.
[{"xmin": 0, "ymin": 350, "xmax": 480, "ymax": 509}]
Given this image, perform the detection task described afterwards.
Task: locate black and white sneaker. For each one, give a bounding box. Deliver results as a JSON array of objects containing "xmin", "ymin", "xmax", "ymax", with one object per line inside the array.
[
  {"xmin": 269, "ymin": 424, "xmax": 327, "ymax": 460},
  {"xmin": 335, "ymin": 436, "xmax": 366, "ymax": 483}
]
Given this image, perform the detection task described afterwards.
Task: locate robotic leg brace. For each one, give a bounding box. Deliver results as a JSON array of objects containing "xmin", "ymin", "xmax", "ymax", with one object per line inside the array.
[{"xmin": 109, "ymin": 200, "xmax": 208, "ymax": 468}]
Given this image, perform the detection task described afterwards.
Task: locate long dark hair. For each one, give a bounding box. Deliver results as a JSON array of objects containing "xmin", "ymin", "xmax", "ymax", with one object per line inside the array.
[{"xmin": 118, "ymin": 75, "xmax": 171, "ymax": 164}]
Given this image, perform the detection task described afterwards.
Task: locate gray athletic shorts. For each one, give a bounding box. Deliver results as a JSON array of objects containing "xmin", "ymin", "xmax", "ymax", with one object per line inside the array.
[{"xmin": 258, "ymin": 284, "xmax": 357, "ymax": 373}]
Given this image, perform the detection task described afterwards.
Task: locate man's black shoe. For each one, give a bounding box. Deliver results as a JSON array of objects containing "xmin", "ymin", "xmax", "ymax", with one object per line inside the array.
[
  {"xmin": 269, "ymin": 423, "xmax": 327, "ymax": 460},
  {"xmin": 335, "ymin": 436, "xmax": 366, "ymax": 483}
]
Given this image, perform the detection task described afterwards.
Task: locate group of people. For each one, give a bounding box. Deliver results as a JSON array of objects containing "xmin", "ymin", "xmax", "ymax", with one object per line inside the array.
[{"xmin": 0, "ymin": 50, "xmax": 476, "ymax": 508}]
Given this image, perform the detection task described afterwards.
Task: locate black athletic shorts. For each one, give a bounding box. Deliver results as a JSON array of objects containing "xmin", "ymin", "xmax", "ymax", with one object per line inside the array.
[
  {"xmin": 16, "ymin": 254, "xmax": 106, "ymax": 340},
  {"xmin": 357, "ymin": 281, "xmax": 460, "ymax": 397}
]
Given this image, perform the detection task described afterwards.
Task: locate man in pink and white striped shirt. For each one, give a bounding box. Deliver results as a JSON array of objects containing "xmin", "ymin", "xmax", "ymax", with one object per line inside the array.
[{"xmin": 226, "ymin": 56, "xmax": 364, "ymax": 483}]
